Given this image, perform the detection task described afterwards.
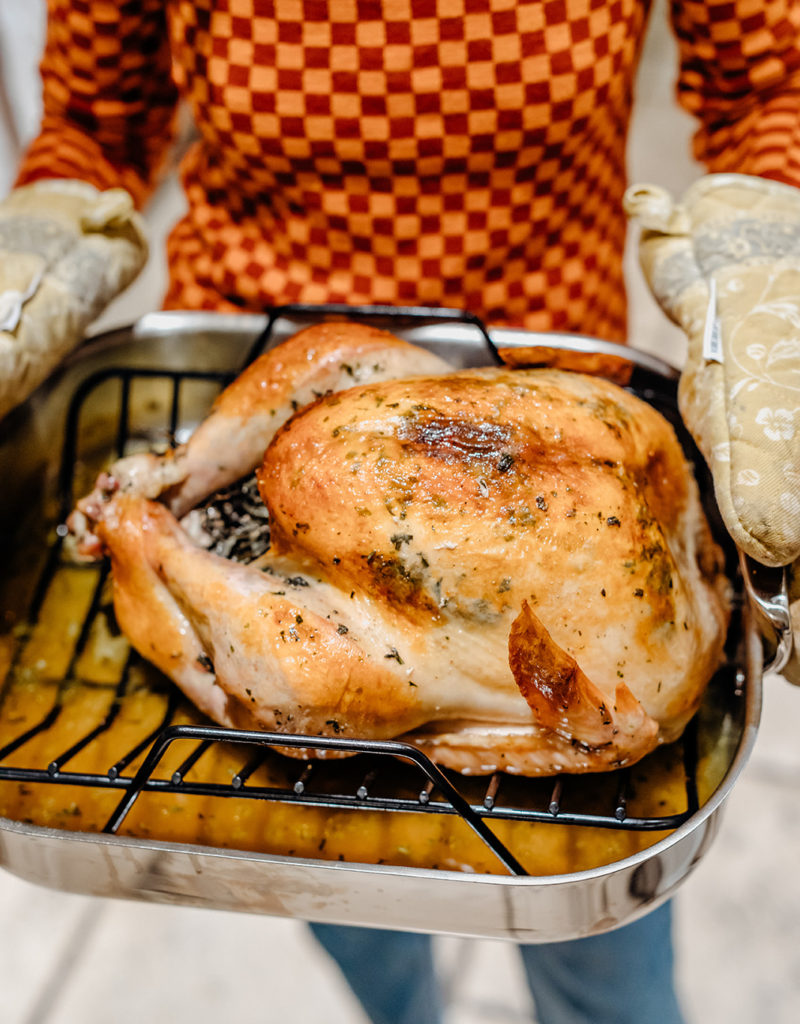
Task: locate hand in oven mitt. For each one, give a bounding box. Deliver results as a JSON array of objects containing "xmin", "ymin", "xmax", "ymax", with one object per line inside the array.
[
  {"xmin": 0, "ymin": 179, "xmax": 147, "ymax": 422},
  {"xmin": 624, "ymin": 174, "xmax": 799, "ymax": 683}
]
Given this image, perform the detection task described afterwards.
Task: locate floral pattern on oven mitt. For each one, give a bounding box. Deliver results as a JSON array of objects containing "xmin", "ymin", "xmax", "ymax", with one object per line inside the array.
[
  {"xmin": 0, "ymin": 179, "xmax": 147, "ymax": 421},
  {"xmin": 624, "ymin": 174, "xmax": 800, "ymax": 570},
  {"xmin": 624, "ymin": 174, "xmax": 800, "ymax": 681}
]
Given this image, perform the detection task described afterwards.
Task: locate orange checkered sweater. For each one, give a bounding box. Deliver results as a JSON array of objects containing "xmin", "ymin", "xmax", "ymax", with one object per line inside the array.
[{"xmin": 16, "ymin": 0, "xmax": 800, "ymax": 342}]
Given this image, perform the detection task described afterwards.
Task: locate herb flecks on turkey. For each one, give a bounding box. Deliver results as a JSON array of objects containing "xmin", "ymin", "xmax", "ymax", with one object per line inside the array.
[{"xmin": 70, "ymin": 323, "xmax": 730, "ymax": 776}]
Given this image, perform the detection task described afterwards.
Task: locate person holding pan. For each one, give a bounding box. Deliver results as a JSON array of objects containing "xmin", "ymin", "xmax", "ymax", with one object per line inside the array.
[{"xmin": 2, "ymin": 2, "xmax": 799, "ymax": 1022}]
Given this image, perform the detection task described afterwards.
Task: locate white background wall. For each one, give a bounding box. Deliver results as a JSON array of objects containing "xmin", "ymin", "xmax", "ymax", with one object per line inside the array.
[{"xmin": 0, "ymin": 3, "xmax": 47, "ymax": 192}]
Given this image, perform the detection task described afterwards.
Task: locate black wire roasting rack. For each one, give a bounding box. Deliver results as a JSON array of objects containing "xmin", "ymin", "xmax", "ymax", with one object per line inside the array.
[{"xmin": 0, "ymin": 304, "xmax": 746, "ymax": 877}]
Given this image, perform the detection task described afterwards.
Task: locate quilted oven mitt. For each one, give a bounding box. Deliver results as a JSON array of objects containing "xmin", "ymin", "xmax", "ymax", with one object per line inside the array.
[
  {"xmin": 624, "ymin": 173, "xmax": 799, "ymax": 683},
  {"xmin": 0, "ymin": 179, "xmax": 147, "ymax": 422}
]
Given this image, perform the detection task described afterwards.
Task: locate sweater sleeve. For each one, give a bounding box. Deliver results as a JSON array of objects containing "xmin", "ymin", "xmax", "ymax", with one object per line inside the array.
[
  {"xmin": 670, "ymin": 0, "xmax": 800, "ymax": 187},
  {"xmin": 15, "ymin": 0, "xmax": 179, "ymax": 207}
]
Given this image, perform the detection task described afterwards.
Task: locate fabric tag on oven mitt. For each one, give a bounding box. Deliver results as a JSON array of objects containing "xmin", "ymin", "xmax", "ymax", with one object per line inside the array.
[
  {"xmin": 786, "ymin": 561, "xmax": 800, "ymax": 685},
  {"xmin": 0, "ymin": 179, "xmax": 147, "ymax": 421},
  {"xmin": 623, "ymin": 173, "xmax": 800, "ymax": 571}
]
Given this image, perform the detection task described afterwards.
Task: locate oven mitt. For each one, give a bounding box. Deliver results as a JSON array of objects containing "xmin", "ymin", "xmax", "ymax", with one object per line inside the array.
[
  {"xmin": 624, "ymin": 174, "xmax": 800, "ymax": 572},
  {"xmin": 0, "ymin": 179, "xmax": 147, "ymax": 421}
]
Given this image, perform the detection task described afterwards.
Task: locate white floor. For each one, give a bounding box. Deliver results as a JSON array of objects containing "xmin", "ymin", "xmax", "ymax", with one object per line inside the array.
[{"xmin": 2, "ymin": 3, "xmax": 800, "ymax": 1023}]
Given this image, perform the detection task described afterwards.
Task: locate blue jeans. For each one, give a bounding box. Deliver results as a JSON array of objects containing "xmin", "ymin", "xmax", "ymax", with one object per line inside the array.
[{"xmin": 310, "ymin": 901, "xmax": 685, "ymax": 1024}]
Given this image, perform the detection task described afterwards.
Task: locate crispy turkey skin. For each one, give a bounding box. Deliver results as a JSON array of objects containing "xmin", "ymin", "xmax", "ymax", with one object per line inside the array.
[{"xmin": 74, "ymin": 324, "xmax": 731, "ymax": 776}]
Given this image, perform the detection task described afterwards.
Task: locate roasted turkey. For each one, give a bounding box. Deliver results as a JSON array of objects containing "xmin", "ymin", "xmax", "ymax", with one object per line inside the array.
[{"xmin": 70, "ymin": 322, "xmax": 731, "ymax": 776}]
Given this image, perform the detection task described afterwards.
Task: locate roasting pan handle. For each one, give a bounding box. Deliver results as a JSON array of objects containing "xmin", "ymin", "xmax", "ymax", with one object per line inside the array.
[
  {"xmin": 739, "ymin": 551, "xmax": 793, "ymax": 676},
  {"xmin": 242, "ymin": 302, "xmax": 502, "ymax": 370}
]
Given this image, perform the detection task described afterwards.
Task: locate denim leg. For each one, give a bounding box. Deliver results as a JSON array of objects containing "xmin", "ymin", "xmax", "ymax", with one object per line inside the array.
[
  {"xmin": 519, "ymin": 901, "xmax": 686, "ymax": 1024},
  {"xmin": 308, "ymin": 922, "xmax": 443, "ymax": 1024}
]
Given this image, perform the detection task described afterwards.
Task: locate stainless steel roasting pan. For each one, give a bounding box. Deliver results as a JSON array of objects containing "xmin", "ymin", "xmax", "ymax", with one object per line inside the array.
[{"xmin": 0, "ymin": 307, "xmax": 775, "ymax": 942}]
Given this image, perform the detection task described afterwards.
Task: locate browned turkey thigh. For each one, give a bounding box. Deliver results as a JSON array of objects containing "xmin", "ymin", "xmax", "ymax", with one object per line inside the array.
[{"xmin": 85, "ymin": 352, "xmax": 730, "ymax": 776}]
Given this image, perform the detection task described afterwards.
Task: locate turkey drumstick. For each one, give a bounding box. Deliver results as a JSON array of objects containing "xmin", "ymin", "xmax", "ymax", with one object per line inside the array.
[{"xmin": 69, "ymin": 322, "xmax": 451, "ymax": 556}]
